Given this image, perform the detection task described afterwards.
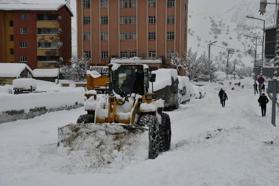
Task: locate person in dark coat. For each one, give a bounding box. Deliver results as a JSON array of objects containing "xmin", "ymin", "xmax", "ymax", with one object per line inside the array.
[
  {"xmin": 258, "ymin": 93, "xmax": 269, "ymax": 117},
  {"xmin": 253, "ymin": 82, "xmax": 258, "ymax": 95},
  {"xmin": 218, "ymin": 88, "xmax": 228, "ymax": 107}
]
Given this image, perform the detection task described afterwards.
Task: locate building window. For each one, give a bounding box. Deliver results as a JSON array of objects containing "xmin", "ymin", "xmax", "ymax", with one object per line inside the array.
[
  {"xmin": 84, "ymin": 51, "xmax": 91, "ymax": 58},
  {"xmin": 167, "ymin": 16, "xmax": 175, "ymax": 24},
  {"xmin": 120, "ymin": 51, "xmax": 128, "ymax": 58},
  {"xmin": 83, "ymin": 0, "xmax": 90, "ymax": 8},
  {"xmin": 130, "ymin": 51, "xmax": 137, "ymax": 57},
  {"xmin": 100, "ymin": 0, "xmax": 108, "ymax": 8},
  {"xmin": 101, "ymin": 32, "xmax": 108, "ymax": 40},
  {"xmin": 20, "ymin": 14, "xmax": 28, "ymax": 20},
  {"xmin": 167, "ymin": 0, "xmax": 175, "ymax": 8},
  {"xmin": 83, "ymin": 32, "xmax": 91, "ymax": 40},
  {"xmin": 20, "ymin": 56, "xmax": 28, "ymax": 63},
  {"xmin": 148, "ymin": 16, "xmax": 156, "ymax": 24},
  {"xmin": 10, "ymin": 35, "xmax": 14, "ymax": 41},
  {"xmin": 37, "ymin": 56, "xmax": 59, "ymax": 61},
  {"xmin": 83, "ymin": 16, "xmax": 90, "ymax": 24},
  {"xmin": 120, "ymin": 16, "xmax": 136, "ymax": 24},
  {"xmin": 101, "ymin": 51, "xmax": 109, "ymax": 59},
  {"xmin": 38, "ymin": 41, "xmax": 59, "ymax": 49},
  {"xmin": 120, "ymin": 0, "xmax": 136, "ymax": 8},
  {"xmin": 148, "ymin": 32, "xmax": 156, "ymax": 40},
  {"xmin": 37, "ymin": 14, "xmax": 58, "ymax": 20},
  {"xmin": 120, "ymin": 51, "xmax": 137, "ymax": 58},
  {"xmin": 9, "ymin": 20, "xmax": 13, "ymax": 27},
  {"xmin": 148, "ymin": 50, "xmax": 156, "ymax": 58},
  {"xmin": 10, "ymin": 48, "xmax": 14, "ymax": 55},
  {"xmin": 167, "ymin": 32, "xmax": 175, "ymax": 40},
  {"xmin": 101, "ymin": 16, "xmax": 108, "ymax": 24},
  {"xmin": 148, "ymin": 0, "xmax": 156, "ymax": 7},
  {"xmin": 120, "ymin": 32, "xmax": 136, "ymax": 40},
  {"xmin": 20, "ymin": 41, "xmax": 28, "ymax": 48},
  {"xmin": 37, "ymin": 28, "xmax": 59, "ymax": 35},
  {"xmin": 20, "ymin": 27, "xmax": 28, "ymax": 34}
]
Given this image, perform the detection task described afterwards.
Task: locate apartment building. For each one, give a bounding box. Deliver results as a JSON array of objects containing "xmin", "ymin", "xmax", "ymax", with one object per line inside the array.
[
  {"xmin": 0, "ymin": 0, "xmax": 72, "ymax": 69},
  {"xmin": 77, "ymin": 0, "xmax": 188, "ymax": 66}
]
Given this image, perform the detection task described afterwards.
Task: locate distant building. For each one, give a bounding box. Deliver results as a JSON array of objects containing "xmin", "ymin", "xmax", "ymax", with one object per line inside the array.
[
  {"xmin": 0, "ymin": 0, "xmax": 72, "ymax": 69},
  {"xmin": 0, "ymin": 63, "xmax": 33, "ymax": 85},
  {"xmin": 76, "ymin": 0, "xmax": 188, "ymax": 67}
]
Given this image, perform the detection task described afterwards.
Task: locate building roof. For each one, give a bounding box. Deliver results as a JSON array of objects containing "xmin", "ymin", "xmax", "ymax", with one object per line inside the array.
[
  {"xmin": 33, "ymin": 68, "xmax": 59, "ymax": 78},
  {"xmin": 110, "ymin": 57, "xmax": 162, "ymax": 64},
  {"xmin": 0, "ymin": 0, "xmax": 72, "ymax": 14},
  {"xmin": 0, "ymin": 63, "xmax": 32, "ymax": 78}
]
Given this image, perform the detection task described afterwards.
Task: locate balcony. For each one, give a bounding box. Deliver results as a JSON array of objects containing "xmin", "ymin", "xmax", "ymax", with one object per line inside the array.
[{"xmin": 37, "ymin": 20, "xmax": 59, "ymax": 28}]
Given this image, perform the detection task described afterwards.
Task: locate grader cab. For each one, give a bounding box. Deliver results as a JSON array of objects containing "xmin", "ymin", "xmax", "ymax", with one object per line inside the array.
[{"xmin": 58, "ymin": 63, "xmax": 171, "ymax": 159}]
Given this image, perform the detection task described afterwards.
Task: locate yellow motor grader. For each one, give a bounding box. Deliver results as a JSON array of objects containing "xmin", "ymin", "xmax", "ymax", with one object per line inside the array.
[{"xmin": 58, "ymin": 63, "xmax": 171, "ymax": 159}]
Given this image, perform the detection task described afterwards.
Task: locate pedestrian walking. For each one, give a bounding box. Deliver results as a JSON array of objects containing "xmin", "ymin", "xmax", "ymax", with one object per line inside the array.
[
  {"xmin": 218, "ymin": 88, "xmax": 228, "ymax": 107},
  {"xmin": 253, "ymin": 82, "xmax": 258, "ymax": 95},
  {"xmin": 261, "ymin": 83, "xmax": 266, "ymax": 92},
  {"xmin": 258, "ymin": 93, "xmax": 269, "ymax": 117}
]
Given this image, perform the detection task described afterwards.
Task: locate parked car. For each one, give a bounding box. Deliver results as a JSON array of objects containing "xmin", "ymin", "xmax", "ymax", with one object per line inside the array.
[
  {"xmin": 151, "ymin": 69, "xmax": 179, "ymax": 110},
  {"xmin": 178, "ymin": 76, "xmax": 194, "ymax": 104},
  {"xmin": 13, "ymin": 78, "xmax": 37, "ymax": 94}
]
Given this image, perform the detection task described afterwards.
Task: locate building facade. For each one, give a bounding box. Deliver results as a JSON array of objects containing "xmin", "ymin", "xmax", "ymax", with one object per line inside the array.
[
  {"xmin": 77, "ymin": 0, "xmax": 188, "ymax": 66},
  {"xmin": 0, "ymin": 1, "xmax": 72, "ymax": 69}
]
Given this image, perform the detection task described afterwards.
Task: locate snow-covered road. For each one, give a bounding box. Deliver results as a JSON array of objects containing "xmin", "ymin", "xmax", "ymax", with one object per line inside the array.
[{"xmin": 1, "ymin": 79, "xmax": 279, "ymax": 186}]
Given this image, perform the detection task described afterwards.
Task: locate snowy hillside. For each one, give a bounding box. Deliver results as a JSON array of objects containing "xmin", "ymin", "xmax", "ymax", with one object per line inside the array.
[{"xmin": 188, "ymin": 0, "xmax": 276, "ymax": 68}]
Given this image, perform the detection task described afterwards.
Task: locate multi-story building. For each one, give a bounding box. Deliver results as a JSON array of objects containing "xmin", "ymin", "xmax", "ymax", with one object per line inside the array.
[
  {"xmin": 77, "ymin": 0, "xmax": 188, "ymax": 67},
  {"xmin": 0, "ymin": 0, "xmax": 72, "ymax": 69}
]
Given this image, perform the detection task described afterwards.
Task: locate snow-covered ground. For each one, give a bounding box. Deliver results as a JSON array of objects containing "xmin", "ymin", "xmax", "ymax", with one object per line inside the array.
[{"xmin": 1, "ymin": 78, "xmax": 279, "ymax": 186}]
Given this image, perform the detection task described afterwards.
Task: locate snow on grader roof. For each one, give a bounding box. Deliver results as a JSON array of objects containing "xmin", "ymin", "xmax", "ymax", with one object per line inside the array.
[{"xmin": 0, "ymin": 63, "xmax": 32, "ymax": 78}]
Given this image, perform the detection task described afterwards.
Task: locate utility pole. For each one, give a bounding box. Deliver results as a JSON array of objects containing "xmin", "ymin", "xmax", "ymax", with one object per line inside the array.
[
  {"xmin": 208, "ymin": 41, "xmax": 217, "ymax": 81},
  {"xmin": 246, "ymin": 16, "xmax": 265, "ymax": 73},
  {"xmin": 226, "ymin": 49, "xmax": 234, "ymax": 79}
]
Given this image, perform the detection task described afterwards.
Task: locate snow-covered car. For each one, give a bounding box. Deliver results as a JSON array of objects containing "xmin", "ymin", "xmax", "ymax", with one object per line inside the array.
[
  {"xmin": 13, "ymin": 78, "xmax": 37, "ymax": 94},
  {"xmin": 151, "ymin": 69, "xmax": 179, "ymax": 110},
  {"xmin": 192, "ymin": 84, "xmax": 206, "ymax": 99},
  {"xmin": 178, "ymin": 76, "xmax": 193, "ymax": 104}
]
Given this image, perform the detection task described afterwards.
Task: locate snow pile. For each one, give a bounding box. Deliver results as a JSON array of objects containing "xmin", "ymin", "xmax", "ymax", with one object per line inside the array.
[
  {"xmin": 86, "ymin": 70, "xmax": 101, "ymax": 78},
  {"xmin": 214, "ymin": 71, "xmax": 226, "ymax": 81},
  {"xmin": 33, "ymin": 69, "xmax": 59, "ymax": 78},
  {"xmin": 58, "ymin": 123, "xmax": 148, "ymax": 168},
  {"xmin": 0, "ymin": 88, "xmax": 84, "ymax": 113},
  {"xmin": 0, "ymin": 85, "xmax": 13, "ymax": 94},
  {"xmin": 13, "ymin": 78, "xmax": 37, "ymax": 90},
  {"xmin": 151, "ymin": 69, "xmax": 178, "ymax": 91},
  {"xmin": 0, "ymin": 63, "xmax": 32, "ymax": 78}
]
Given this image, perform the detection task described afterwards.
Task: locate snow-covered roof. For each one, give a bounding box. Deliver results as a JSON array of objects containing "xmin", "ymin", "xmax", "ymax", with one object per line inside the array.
[
  {"xmin": 86, "ymin": 70, "xmax": 101, "ymax": 78},
  {"xmin": 33, "ymin": 68, "xmax": 59, "ymax": 78},
  {"xmin": 110, "ymin": 57, "xmax": 162, "ymax": 64},
  {"xmin": 0, "ymin": 0, "xmax": 71, "ymax": 13},
  {"xmin": 0, "ymin": 63, "xmax": 32, "ymax": 78}
]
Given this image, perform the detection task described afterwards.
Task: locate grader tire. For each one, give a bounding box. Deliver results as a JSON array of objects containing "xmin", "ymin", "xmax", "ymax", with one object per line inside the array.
[
  {"xmin": 137, "ymin": 114, "xmax": 160, "ymax": 159},
  {"xmin": 159, "ymin": 113, "xmax": 171, "ymax": 152}
]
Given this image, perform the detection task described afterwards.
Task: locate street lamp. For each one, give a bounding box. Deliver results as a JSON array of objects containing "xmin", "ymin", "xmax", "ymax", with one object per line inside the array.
[
  {"xmin": 246, "ymin": 15, "xmax": 265, "ymax": 70},
  {"xmin": 208, "ymin": 41, "xmax": 217, "ymax": 81},
  {"xmin": 244, "ymin": 34, "xmax": 259, "ymax": 80}
]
